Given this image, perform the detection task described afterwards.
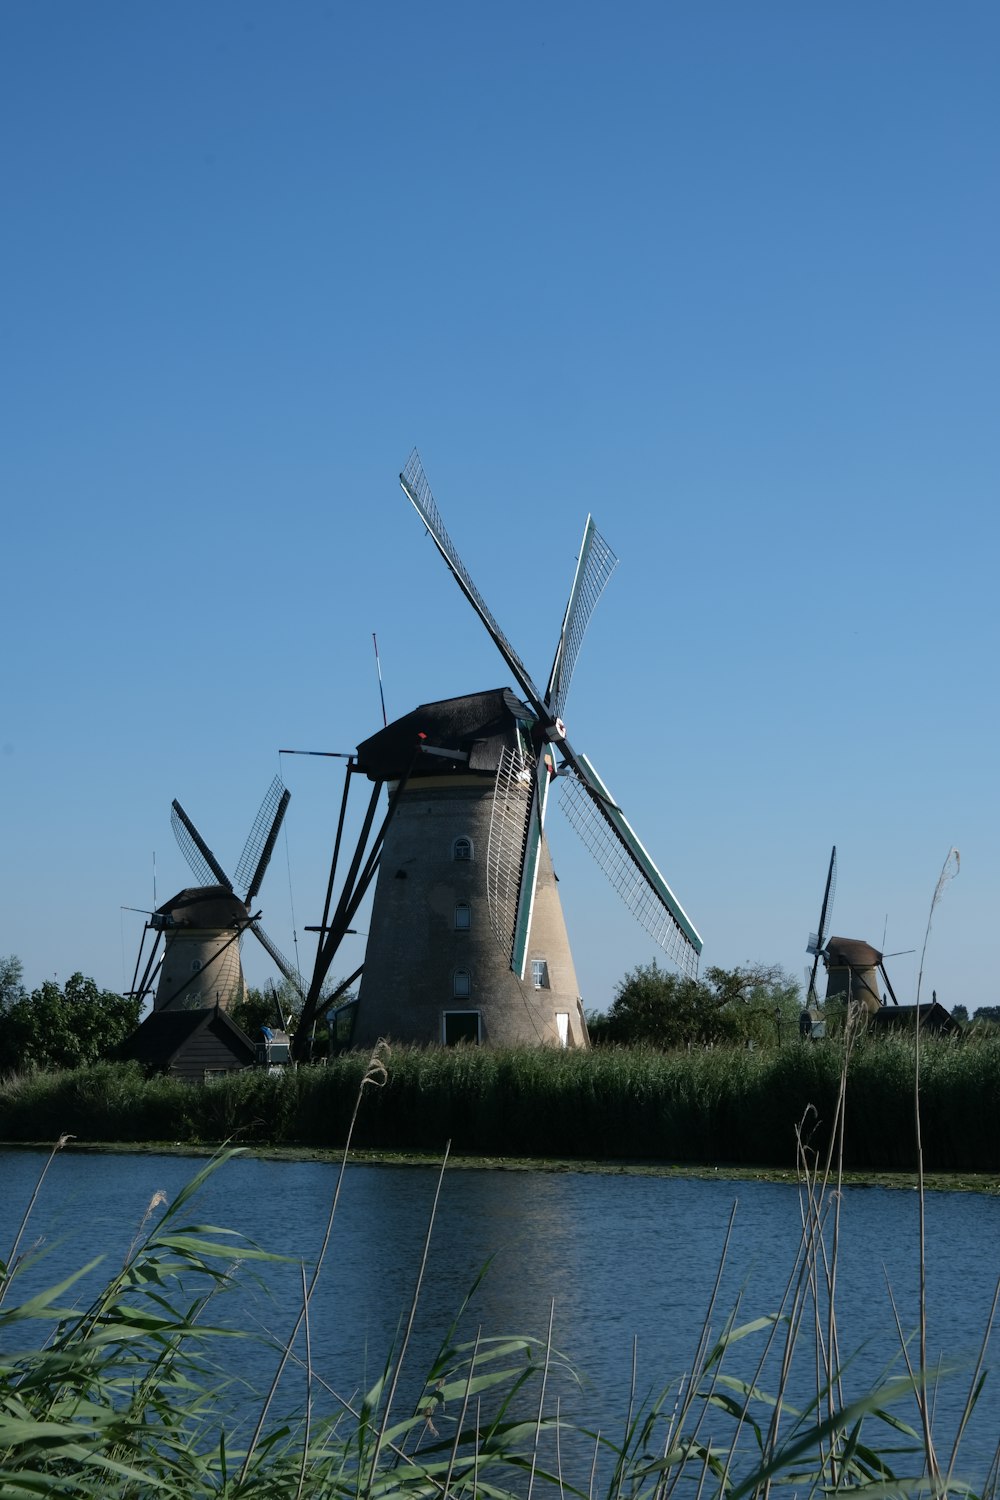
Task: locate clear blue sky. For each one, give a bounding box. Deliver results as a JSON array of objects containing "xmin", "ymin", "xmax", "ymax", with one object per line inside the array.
[{"xmin": 2, "ymin": 2, "xmax": 996, "ymax": 1014}]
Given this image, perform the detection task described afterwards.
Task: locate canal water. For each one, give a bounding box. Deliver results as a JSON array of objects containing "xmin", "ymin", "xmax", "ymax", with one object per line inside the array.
[{"xmin": 2, "ymin": 1148, "xmax": 998, "ymax": 1484}]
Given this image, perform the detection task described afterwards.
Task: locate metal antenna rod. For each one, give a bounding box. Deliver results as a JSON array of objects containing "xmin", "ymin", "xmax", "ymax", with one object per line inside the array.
[{"xmin": 372, "ymin": 632, "xmax": 387, "ymax": 727}]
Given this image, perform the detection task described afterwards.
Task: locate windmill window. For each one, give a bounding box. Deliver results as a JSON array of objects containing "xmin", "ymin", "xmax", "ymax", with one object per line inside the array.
[
  {"xmin": 443, "ymin": 1010, "xmax": 481, "ymax": 1045},
  {"xmin": 452, "ymin": 969, "xmax": 471, "ymax": 999},
  {"xmin": 190, "ymin": 960, "xmax": 202, "ymax": 973},
  {"xmin": 453, "ymin": 837, "xmax": 473, "ymax": 861},
  {"xmin": 454, "ymin": 903, "xmax": 471, "ymax": 930},
  {"xmin": 531, "ymin": 959, "xmax": 549, "ymax": 990}
]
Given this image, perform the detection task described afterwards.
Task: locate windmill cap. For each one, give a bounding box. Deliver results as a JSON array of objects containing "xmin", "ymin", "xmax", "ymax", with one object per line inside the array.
[
  {"xmin": 824, "ymin": 936, "xmax": 883, "ymax": 967},
  {"xmin": 153, "ymin": 886, "xmax": 251, "ymax": 929},
  {"xmin": 356, "ymin": 687, "xmax": 534, "ymax": 781}
]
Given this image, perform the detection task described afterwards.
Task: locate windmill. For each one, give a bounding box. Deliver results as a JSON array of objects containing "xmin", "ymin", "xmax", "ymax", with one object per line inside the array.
[
  {"xmin": 348, "ymin": 451, "xmax": 702, "ymax": 1050},
  {"xmin": 129, "ymin": 776, "xmax": 303, "ymax": 1014},
  {"xmin": 803, "ymin": 846, "xmax": 905, "ymax": 1017}
]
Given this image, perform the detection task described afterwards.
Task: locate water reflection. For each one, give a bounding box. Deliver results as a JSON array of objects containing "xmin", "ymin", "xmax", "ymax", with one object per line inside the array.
[{"xmin": 2, "ymin": 1149, "xmax": 998, "ymax": 1478}]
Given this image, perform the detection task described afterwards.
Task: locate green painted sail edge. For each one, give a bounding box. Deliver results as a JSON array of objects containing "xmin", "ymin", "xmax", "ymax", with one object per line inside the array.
[
  {"xmin": 511, "ymin": 763, "xmax": 552, "ymax": 977},
  {"xmin": 578, "ymin": 753, "xmax": 703, "ymax": 955}
]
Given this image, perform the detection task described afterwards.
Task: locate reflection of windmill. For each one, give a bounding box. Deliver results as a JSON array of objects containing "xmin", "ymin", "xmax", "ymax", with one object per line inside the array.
[
  {"xmin": 130, "ymin": 777, "xmax": 302, "ymax": 1013},
  {"xmin": 348, "ymin": 451, "xmax": 703, "ymax": 1049}
]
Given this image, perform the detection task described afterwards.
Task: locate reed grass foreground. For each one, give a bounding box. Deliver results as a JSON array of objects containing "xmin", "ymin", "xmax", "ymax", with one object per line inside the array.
[
  {"xmin": 4, "ymin": 1031, "xmax": 1000, "ymax": 1497},
  {"xmin": 3, "ymin": 1033, "xmax": 1000, "ymax": 1171}
]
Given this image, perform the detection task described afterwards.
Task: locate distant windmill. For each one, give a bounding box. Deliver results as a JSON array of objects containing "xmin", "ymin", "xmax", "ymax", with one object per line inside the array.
[
  {"xmin": 129, "ymin": 777, "xmax": 302, "ymax": 1014},
  {"xmin": 348, "ymin": 451, "xmax": 702, "ymax": 1049},
  {"xmin": 804, "ymin": 846, "xmax": 904, "ymax": 1015}
]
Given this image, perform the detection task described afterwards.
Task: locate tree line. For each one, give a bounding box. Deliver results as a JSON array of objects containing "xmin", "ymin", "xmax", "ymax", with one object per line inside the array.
[{"xmin": 1, "ymin": 951, "xmax": 991, "ymax": 1077}]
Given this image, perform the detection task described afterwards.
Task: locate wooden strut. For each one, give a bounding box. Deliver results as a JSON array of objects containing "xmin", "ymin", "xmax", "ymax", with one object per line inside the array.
[{"xmin": 291, "ymin": 743, "xmax": 422, "ymax": 1061}]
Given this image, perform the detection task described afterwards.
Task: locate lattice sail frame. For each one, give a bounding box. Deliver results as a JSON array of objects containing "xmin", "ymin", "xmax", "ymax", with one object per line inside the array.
[
  {"xmin": 249, "ymin": 921, "xmax": 307, "ymax": 1003},
  {"xmin": 171, "ymin": 801, "xmax": 232, "ymax": 890},
  {"xmin": 487, "ymin": 745, "xmax": 536, "ymax": 962},
  {"xmin": 236, "ymin": 775, "xmax": 290, "ymax": 902},
  {"xmin": 807, "ymin": 846, "xmax": 838, "ymax": 955},
  {"xmin": 559, "ymin": 764, "xmax": 702, "ymax": 980},
  {"xmin": 547, "ymin": 519, "xmax": 618, "ymax": 722},
  {"xmin": 401, "ymin": 451, "xmax": 544, "ymax": 706}
]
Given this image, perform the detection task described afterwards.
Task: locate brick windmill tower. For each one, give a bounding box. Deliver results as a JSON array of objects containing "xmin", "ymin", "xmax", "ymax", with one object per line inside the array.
[{"xmin": 349, "ymin": 453, "xmax": 703, "ymax": 1049}]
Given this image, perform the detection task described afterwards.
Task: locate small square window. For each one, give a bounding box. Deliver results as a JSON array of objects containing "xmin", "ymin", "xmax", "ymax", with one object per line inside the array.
[{"xmin": 443, "ymin": 1010, "xmax": 481, "ymax": 1045}]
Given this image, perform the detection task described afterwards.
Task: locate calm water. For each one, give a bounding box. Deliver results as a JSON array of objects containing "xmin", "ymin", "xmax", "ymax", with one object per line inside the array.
[{"xmin": 2, "ymin": 1148, "xmax": 999, "ymax": 1482}]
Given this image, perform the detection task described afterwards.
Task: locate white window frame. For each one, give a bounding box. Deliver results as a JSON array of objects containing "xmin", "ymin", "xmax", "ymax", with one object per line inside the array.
[{"xmin": 531, "ymin": 958, "xmax": 549, "ymax": 990}]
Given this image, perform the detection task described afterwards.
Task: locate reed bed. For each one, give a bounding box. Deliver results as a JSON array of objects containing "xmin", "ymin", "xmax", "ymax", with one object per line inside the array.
[
  {"xmin": 4, "ymin": 1034, "xmax": 999, "ymax": 1498},
  {"xmin": 2, "ymin": 1033, "xmax": 1000, "ymax": 1170}
]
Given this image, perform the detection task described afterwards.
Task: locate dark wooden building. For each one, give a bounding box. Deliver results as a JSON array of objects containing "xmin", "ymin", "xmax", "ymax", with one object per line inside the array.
[{"xmin": 118, "ymin": 1004, "xmax": 255, "ymax": 1083}]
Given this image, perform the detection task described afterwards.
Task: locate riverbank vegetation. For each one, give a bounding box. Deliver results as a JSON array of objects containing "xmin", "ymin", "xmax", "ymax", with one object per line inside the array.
[
  {"xmin": 4, "ymin": 1032, "xmax": 999, "ymax": 1496},
  {"xmin": 3, "ymin": 1029, "xmax": 1000, "ymax": 1171}
]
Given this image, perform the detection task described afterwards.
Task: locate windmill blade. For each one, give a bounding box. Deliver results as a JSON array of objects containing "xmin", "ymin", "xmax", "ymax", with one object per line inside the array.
[
  {"xmin": 546, "ymin": 517, "xmax": 619, "ymax": 722},
  {"xmin": 236, "ymin": 776, "xmax": 291, "ymax": 903},
  {"xmin": 400, "ymin": 450, "xmax": 548, "ymax": 718},
  {"xmin": 487, "ymin": 745, "xmax": 556, "ymax": 976},
  {"xmin": 558, "ymin": 752, "xmax": 703, "ymax": 978},
  {"xmin": 171, "ymin": 800, "xmax": 233, "ymax": 890},
  {"xmin": 487, "ymin": 744, "xmax": 535, "ymax": 966},
  {"xmin": 805, "ymin": 845, "xmax": 837, "ymax": 999},
  {"xmin": 247, "ymin": 921, "xmax": 307, "ymax": 1004}
]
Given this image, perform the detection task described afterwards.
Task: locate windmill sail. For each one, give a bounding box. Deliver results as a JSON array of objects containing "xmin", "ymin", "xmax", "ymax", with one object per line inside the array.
[
  {"xmin": 486, "ymin": 744, "xmax": 536, "ymax": 964},
  {"xmin": 546, "ymin": 517, "xmax": 618, "ymax": 722},
  {"xmin": 401, "ymin": 450, "xmax": 547, "ymax": 715},
  {"xmin": 171, "ymin": 800, "xmax": 232, "ymax": 889},
  {"xmin": 248, "ymin": 921, "xmax": 306, "ymax": 1003},
  {"xmin": 236, "ymin": 775, "xmax": 291, "ymax": 903},
  {"xmin": 559, "ymin": 757, "xmax": 702, "ymax": 978},
  {"xmin": 806, "ymin": 845, "xmax": 837, "ymax": 999}
]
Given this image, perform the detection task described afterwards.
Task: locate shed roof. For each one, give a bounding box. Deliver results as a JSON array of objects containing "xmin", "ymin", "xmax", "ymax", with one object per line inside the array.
[
  {"xmin": 356, "ymin": 688, "xmax": 535, "ymax": 781},
  {"xmin": 869, "ymin": 1002, "xmax": 960, "ymax": 1035},
  {"xmin": 119, "ymin": 1006, "xmax": 255, "ymax": 1068}
]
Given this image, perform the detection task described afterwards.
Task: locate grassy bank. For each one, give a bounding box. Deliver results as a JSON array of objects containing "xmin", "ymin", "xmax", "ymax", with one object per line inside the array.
[{"xmin": 3, "ymin": 1033, "xmax": 1000, "ymax": 1171}]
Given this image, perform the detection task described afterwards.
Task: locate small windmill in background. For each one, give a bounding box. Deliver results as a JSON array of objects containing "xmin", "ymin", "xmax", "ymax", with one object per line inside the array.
[{"xmin": 130, "ymin": 776, "xmax": 304, "ymax": 1015}]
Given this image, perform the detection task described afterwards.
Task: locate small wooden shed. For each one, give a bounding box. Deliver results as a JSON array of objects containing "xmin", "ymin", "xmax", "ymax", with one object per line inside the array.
[{"xmin": 118, "ymin": 1004, "xmax": 255, "ymax": 1083}]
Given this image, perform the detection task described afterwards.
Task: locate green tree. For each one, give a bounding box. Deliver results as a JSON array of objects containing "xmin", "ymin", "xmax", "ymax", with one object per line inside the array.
[
  {"xmin": 0, "ymin": 954, "xmax": 27, "ymax": 1010},
  {"xmin": 0, "ymin": 970, "xmax": 141, "ymax": 1074},
  {"xmin": 591, "ymin": 960, "xmax": 801, "ymax": 1049}
]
